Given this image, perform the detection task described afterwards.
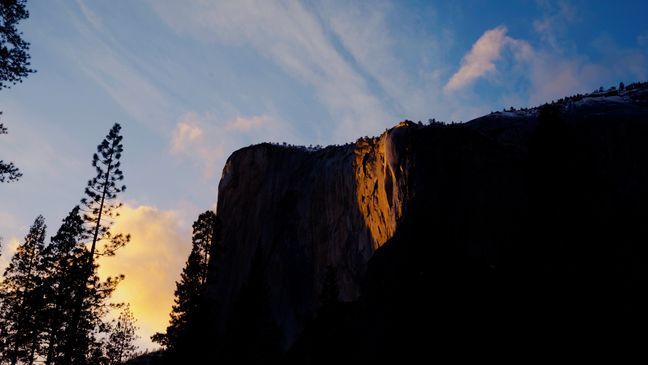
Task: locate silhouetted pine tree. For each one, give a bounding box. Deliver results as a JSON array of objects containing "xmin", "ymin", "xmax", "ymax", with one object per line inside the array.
[
  {"xmin": 0, "ymin": 215, "xmax": 47, "ymax": 365},
  {"xmin": 39, "ymin": 206, "xmax": 87, "ymax": 365},
  {"xmin": 62, "ymin": 123, "xmax": 130, "ymax": 364},
  {"xmin": 81, "ymin": 123, "xmax": 129, "ymax": 258},
  {"xmin": 153, "ymin": 211, "xmax": 217, "ymax": 359},
  {"xmin": 105, "ymin": 305, "xmax": 138, "ymax": 365}
]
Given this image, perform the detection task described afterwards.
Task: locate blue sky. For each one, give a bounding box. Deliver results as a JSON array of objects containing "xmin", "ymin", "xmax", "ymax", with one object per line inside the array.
[{"xmin": 1, "ymin": 0, "xmax": 647, "ymax": 349}]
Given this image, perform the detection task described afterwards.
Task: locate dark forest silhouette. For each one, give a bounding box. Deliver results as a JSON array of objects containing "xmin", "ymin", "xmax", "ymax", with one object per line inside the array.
[{"xmin": 0, "ymin": 124, "xmax": 137, "ymax": 365}]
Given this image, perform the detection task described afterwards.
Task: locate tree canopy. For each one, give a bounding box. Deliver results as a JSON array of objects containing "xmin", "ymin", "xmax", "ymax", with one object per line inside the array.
[{"xmin": 0, "ymin": 0, "xmax": 35, "ymax": 89}]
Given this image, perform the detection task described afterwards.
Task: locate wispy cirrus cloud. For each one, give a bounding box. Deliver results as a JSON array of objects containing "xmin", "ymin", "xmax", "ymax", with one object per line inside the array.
[
  {"xmin": 533, "ymin": 0, "xmax": 578, "ymax": 50},
  {"xmin": 322, "ymin": 1, "xmax": 411, "ymax": 113},
  {"xmin": 146, "ymin": 0, "xmax": 394, "ymax": 141},
  {"xmin": 225, "ymin": 115, "xmax": 273, "ymax": 132},
  {"xmin": 67, "ymin": 1, "xmax": 176, "ymax": 133}
]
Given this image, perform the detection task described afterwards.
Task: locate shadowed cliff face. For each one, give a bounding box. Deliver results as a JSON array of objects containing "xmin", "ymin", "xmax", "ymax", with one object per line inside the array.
[{"xmin": 204, "ymin": 85, "xmax": 648, "ymax": 362}]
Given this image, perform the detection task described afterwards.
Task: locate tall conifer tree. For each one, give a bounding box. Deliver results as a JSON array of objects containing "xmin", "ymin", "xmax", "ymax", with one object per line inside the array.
[
  {"xmin": 62, "ymin": 123, "xmax": 130, "ymax": 364},
  {"xmin": 39, "ymin": 206, "xmax": 87, "ymax": 365},
  {"xmin": 0, "ymin": 215, "xmax": 46, "ymax": 365},
  {"xmin": 152, "ymin": 211, "xmax": 218, "ymax": 357},
  {"xmin": 105, "ymin": 305, "xmax": 138, "ymax": 365}
]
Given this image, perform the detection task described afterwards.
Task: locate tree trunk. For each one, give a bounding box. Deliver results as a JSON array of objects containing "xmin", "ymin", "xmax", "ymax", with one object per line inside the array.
[
  {"xmin": 45, "ymin": 329, "xmax": 56, "ymax": 365},
  {"xmin": 28, "ymin": 335, "xmax": 37, "ymax": 365}
]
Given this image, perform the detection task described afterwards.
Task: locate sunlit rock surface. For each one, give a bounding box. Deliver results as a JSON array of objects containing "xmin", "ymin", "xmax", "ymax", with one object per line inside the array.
[
  {"xmin": 204, "ymin": 84, "xmax": 648, "ymax": 360},
  {"xmin": 207, "ymin": 122, "xmax": 421, "ymax": 348}
]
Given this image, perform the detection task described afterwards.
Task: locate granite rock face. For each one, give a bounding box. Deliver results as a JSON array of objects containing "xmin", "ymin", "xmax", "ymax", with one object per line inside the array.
[
  {"xmin": 204, "ymin": 84, "xmax": 648, "ymax": 360},
  {"xmin": 207, "ymin": 123, "xmax": 416, "ymax": 348}
]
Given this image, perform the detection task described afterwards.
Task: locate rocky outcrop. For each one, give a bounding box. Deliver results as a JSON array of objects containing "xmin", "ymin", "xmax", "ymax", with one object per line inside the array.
[
  {"xmin": 354, "ymin": 121, "xmax": 413, "ymax": 249},
  {"xmin": 205, "ymin": 84, "xmax": 648, "ymax": 361},
  {"xmin": 207, "ymin": 124, "xmax": 419, "ymax": 349}
]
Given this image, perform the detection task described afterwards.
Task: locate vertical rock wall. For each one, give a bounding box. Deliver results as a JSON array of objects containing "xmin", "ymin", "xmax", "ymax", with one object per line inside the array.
[{"xmin": 206, "ymin": 124, "xmax": 416, "ymax": 349}]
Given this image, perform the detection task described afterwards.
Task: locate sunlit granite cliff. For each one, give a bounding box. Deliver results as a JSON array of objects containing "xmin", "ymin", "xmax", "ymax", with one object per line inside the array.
[
  {"xmin": 206, "ymin": 121, "xmax": 416, "ymax": 349},
  {"xmin": 202, "ymin": 84, "xmax": 648, "ymax": 363}
]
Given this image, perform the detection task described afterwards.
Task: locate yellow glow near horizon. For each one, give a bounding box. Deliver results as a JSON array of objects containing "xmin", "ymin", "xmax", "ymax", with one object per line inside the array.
[{"xmin": 98, "ymin": 204, "xmax": 191, "ymax": 350}]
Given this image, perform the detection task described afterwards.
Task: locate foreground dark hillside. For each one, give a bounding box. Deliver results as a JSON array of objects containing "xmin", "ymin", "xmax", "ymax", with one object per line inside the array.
[{"xmin": 153, "ymin": 84, "xmax": 648, "ymax": 364}]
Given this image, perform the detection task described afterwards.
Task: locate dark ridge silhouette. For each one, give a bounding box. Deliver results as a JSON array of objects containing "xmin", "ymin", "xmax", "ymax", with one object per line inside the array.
[{"xmin": 0, "ymin": 123, "xmax": 136, "ymax": 365}]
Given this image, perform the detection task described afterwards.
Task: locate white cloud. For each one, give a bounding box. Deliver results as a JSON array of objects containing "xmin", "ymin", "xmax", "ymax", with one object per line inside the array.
[
  {"xmin": 444, "ymin": 26, "xmax": 533, "ymax": 93},
  {"xmin": 442, "ymin": 16, "xmax": 644, "ymax": 109},
  {"xmin": 169, "ymin": 112, "xmax": 289, "ymax": 179},
  {"xmin": 168, "ymin": 112, "xmax": 224, "ymax": 178},
  {"xmin": 225, "ymin": 115, "xmax": 273, "ymax": 132},
  {"xmin": 170, "ymin": 120, "xmax": 204, "ymax": 154}
]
